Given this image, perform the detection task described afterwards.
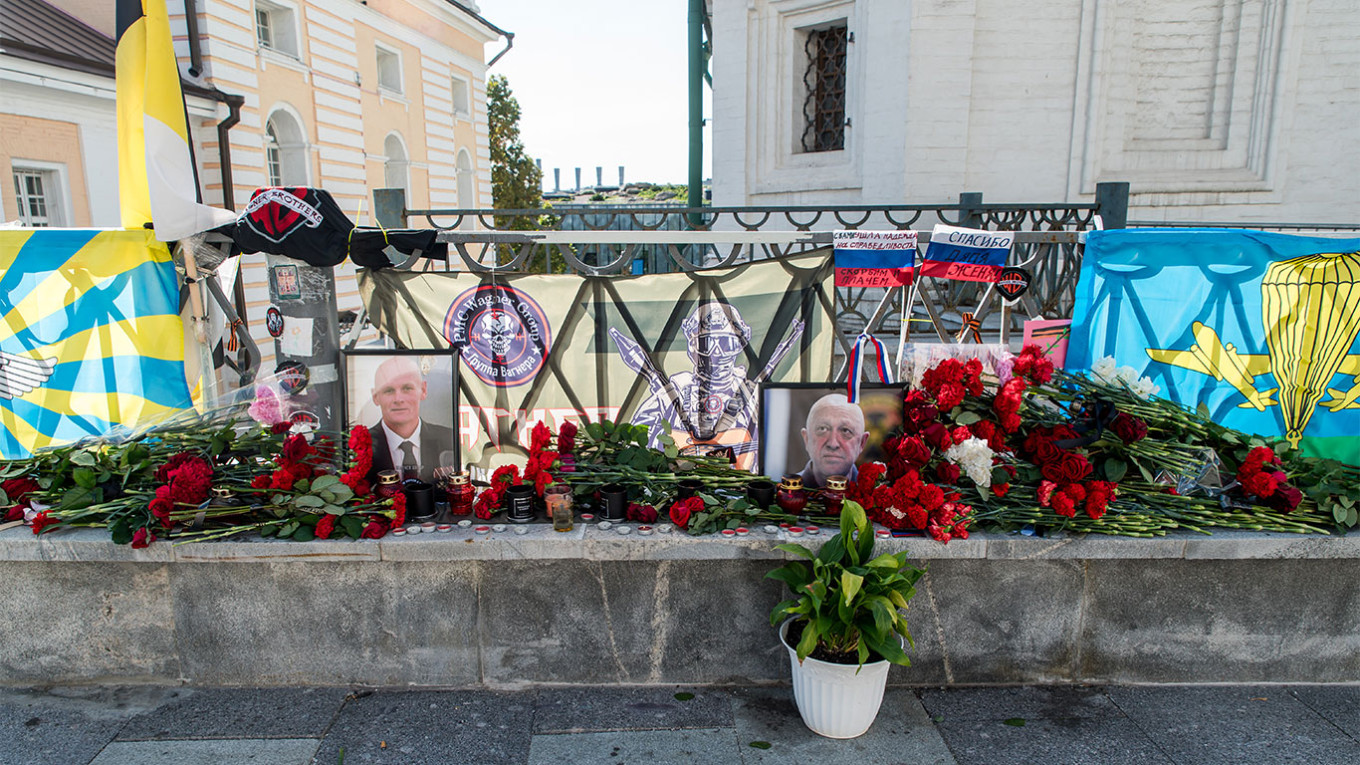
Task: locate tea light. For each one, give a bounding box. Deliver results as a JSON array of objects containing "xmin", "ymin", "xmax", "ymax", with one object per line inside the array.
[
  {"xmin": 597, "ymin": 521, "xmax": 612, "ymax": 530},
  {"xmin": 474, "ymin": 525, "xmax": 491, "ymax": 535},
  {"xmin": 657, "ymin": 524, "xmax": 674, "ymax": 534},
  {"xmin": 779, "ymin": 522, "xmax": 791, "ymax": 529},
  {"xmin": 406, "ymin": 525, "xmax": 422, "ymax": 534},
  {"xmin": 720, "ymin": 529, "xmax": 736, "ymax": 538},
  {"xmin": 875, "ymin": 528, "xmax": 890, "ymax": 539},
  {"xmin": 580, "ymin": 513, "xmax": 596, "ymax": 521},
  {"xmin": 420, "ymin": 522, "xmax": 437, "ymax": 534},
  {"xmin": 805, "ymin": 525, "xmax": 821, "ymax": 536},
  {"xmin": 637, "ymin": 526, "xmax": 654, "ymax": 536},
  {"xmin": 457, "ymin": 519, "xmax": 472, "ymax": 528},
  {"xmin": 735, "ymin": 527, "xmax": 749, "ymax": 537},
  {"xmin": 616, "ymin": 526, "xmax": 632, "ymax": 535},
  {"xmin": 513, "ymin": 526, "xmax": 529, "ymax": 535},
  {"xmin": 437, "ymin": 524, "xmax": 452, "ymax": 533},
  {"xmin": 492, "ymin": 524, "xmax": 506, "ymax": 533},
  {"xmin": 787, "ymin": 526, "xmax": 805, "ymax": 538},
  {"xmin": 763, "ymin": 525, "xmax": 780, "ymax": 534},
  {"xmin": 391, "ymin": 527, "xmax": 407, "ymax": 536}
]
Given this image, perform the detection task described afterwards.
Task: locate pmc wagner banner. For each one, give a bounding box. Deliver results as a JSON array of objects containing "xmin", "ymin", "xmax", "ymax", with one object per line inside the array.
[
  {"xmin": 1068, "ymin": 229, "xmax": 1360, "ymax": 464},
  {"xmin": 359, "ymin": 251, "xmax": 835, "ymax": 470}
]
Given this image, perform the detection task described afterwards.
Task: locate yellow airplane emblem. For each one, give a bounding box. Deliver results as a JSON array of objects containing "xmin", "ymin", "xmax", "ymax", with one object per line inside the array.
[{"xmin": 1146, "ymin": 249, "xmax": 1360, "ymax": 447}]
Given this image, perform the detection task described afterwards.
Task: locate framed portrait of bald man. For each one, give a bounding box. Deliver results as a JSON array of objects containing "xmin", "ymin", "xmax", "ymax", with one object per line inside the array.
[
  {"xmin": 341, "ymin": 349, "xmax": 459, "ymax": 483},
  {"xmin": 758, "ymin": 384, "xmax": 903, "ymax": 488}
]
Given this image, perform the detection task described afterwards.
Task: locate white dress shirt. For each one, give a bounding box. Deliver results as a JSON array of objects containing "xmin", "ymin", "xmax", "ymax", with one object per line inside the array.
[{"xmin": 381, "ymin": 420, "xmax": 422, "ymax": 476}]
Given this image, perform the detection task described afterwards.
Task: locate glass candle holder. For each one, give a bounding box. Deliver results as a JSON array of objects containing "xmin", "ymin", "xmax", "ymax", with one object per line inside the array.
[
  {"xmin": 505, "ymin": 484, "xmax": 536, "ymax": 523},
  {"xmin": 447, "ymin": 472, "xmax": 474, "ymax": 516},
  {"xmin": 545, "ymin": 484, "xmax": 574, "ymax": 532},
  {"xmin": 376, "ymin": 471, "xmax": 401, "ymax": 500},
  {"xmin": 599, "ymin": 483, "xmax": 628, "ymax": 522},
  {"xmin": 821, "ymin": 475, "xmax": 847, "ymax": 515},
  {"xmin": 776, "ymin": 474, "xmax": 807, "ymax": 514}
]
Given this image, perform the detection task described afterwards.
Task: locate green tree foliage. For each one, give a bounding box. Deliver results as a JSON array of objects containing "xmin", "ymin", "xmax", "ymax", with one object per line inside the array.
[{"xmin": 487, "ymin": 74, "xmax": 562, "ymax": 272}]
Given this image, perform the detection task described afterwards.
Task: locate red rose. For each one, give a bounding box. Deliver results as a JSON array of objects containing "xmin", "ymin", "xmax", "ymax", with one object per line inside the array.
[
  {"xmin": 991, "ymin": 483, "xmax": 1010, "ymax": 498},
  {"xmin": 4, "ymin": 506, "xmax": 22, "ymax": 522},
  {"xmin": 131, "ymin": 527, "xmax": 155, "ymax": 548},
  {"xmin": 922, "ymin": 423, "xmax": 952, "ymax": 452},
  {"xmin": 898, "ymin": 436, "xmax": 931, "ymax": 466},
  {"xmin": 1264, "ymin": 484, "xmax": 1303, "ymax": 513},
  {"xmin": 1, "ymin": 477, "xmax": 40, "ymax": 506},
  {"xmin": 670, "ymin": 496, "xmax": 702, "ymax": 530},
  {"xmin": 627, "ymin": 503, "xmax": 658, "ymax": 523},
  {"xmin": 934, "ymin": 462, "xmax": 961, "ymax": 484},
  {"xmin": 360, "ymin": 520, "xmax": 389, "ymax": 539},
  {"xmin": 315, "ymin": 515, "xmax": 335, "ymax": 539},
  {"xmin": 271, "ymin": 422, "xmax": 292, "ymax": 434},
  {"xmin": 1042, "ymin": 453, "xmax": 1093, "ymax": 484},
  {"xmin": 149, "ymin": 497, "xmax": 173, "ymax": 520},
  {"xmin": 1109, "ymin": 413, "xmax": 1148, "ymax": 444},
  {"xmin": 282, "ymin": 434, "xmax": 310, "ymax": 464}
]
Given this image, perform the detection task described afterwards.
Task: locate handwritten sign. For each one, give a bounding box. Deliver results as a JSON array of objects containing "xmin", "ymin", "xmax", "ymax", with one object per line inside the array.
[
  {"xmin": 921, "ymin": 224, "xmax": 1014, "ymax": 283},
  {"xmin": 833, "ymin": 230, "xmax": 918, "ymax": 287}
]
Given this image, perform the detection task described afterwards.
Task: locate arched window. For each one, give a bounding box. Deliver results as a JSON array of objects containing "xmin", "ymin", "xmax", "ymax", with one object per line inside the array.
[
  {"xmin": 383, "ymin": 133, "xmax": 409, "ymax": 194},
  {"xmin": 456, "ymin": 149, "xmax": 474, "ymax": 208},
  {"xmin": 263, "ymin": 108, "xmax": 309, "ymax": 186}
]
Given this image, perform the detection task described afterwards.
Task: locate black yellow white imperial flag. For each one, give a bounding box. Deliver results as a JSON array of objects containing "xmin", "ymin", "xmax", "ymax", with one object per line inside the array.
[{"xmin": 116, "ymin": 0, "xmax": 235, "ymax": 241}]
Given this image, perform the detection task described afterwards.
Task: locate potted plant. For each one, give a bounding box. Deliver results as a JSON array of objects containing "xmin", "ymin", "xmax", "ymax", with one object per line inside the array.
[{"xmin": 767, "ymin": 500, "xmax": 924, "ymax": 738}]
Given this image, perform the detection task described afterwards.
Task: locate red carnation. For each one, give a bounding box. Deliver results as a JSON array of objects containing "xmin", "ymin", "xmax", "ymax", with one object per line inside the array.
[
  {"xmin": 935, "ymin": 462, "xmax": 961, "ymax": 484},
  {"xmin": 1051, "ymin": 492, "xmax": 1076, "ymax": 517},
  {"xmin": 390, "ymin": 492, "xmax": 407, "ymax": 527},
  {"xmin": 271, "ymin": 422, "xmax": 291, "ymax": 434},
  {"xmin": 360, "ymin": 519, "xmax": 389, "ymax": 539},
  {"xmin": 1013, "ymin": 344, "xmax": 1054, "ymax": 384},
  {"xmin": 131, "ymin": 527, "xmax": 155, "ymax": 548},
  {"xmin": 282, "ymin": 434, "xmax": 311, "ymax": 464},
  {"xmin": 315, "ymin": 515, "xmax": 335, "ymax": 540},
  {"xmin": 992, "ymin": 483, "xmax": 1010, "ymax": 498},
  {"xmin": 1037, "ymin": 480, "xmax": 1058, "ymax": 507},
  {"xmin": 30, "ymin": 511, "xmax": 59, "ymax": 535}
]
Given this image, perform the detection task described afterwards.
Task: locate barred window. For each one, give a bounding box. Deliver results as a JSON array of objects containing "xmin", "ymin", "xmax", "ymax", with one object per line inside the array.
[{"xmin": 801, "ymin": 24, "xmax": 848, "ymax": 153}]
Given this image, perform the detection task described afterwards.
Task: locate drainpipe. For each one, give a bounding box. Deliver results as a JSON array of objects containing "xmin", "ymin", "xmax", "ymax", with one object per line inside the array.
[
  {"xmin": 486, "ymin": 32, "xmax": 514, "ymax": 68},
  {"xmin": 687, "ymin": 0, "xmax": 705, "ymax": 225},
  {"xmin": 214, "ymin": 93, "xmax": 245, "ymax": 211},
  {"xmin": 183, "ymin": 0, "xmax": 203, "ymax": 77}
]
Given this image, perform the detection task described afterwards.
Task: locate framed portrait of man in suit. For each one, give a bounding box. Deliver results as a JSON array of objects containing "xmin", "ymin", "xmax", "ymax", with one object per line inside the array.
[
  {"xmin": 342, "ymin": 348, "xmax": 458, "ymax": 482},
  {"xmin": 758, "ymin": 383, "xmax": 902, "ymax": 489}
]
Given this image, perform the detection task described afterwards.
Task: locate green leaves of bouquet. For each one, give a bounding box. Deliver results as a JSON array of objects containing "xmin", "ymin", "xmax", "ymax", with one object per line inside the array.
[
  {"xmin": 767, "ymin": 501, "xmax": 925, "ymax": 669},
  {"xmin": 273, "ymin": 474, "xmax": 353, "ymax": 517}
]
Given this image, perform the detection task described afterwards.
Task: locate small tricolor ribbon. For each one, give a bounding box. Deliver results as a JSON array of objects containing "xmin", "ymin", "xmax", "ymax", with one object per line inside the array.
[
  {"xmin": 846, "ymin": 332, "xmax": 893, "ymax": 404},
  {"xmin": 957, "ymin": 312, "xmax": 982, "ymax": 344}
]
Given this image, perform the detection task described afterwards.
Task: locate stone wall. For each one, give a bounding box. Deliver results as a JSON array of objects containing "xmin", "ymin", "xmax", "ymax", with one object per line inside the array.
[{"xmin": 2, "ymin": 526, "xmax": 1356, "ymax": 687}]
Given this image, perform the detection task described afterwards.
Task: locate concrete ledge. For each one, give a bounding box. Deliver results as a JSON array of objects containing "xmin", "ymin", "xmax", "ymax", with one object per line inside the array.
[
  {"xmin": 2, "ymin": 526, "xmax": 1355, "ymax": 687},
  {"xmin": 3, "ymin": 525, "xmax": 1355, "ymax": 563}
]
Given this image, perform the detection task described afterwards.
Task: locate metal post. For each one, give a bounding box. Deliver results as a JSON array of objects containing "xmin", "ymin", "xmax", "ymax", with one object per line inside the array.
[
  {"xmin": 687, "ymin": 0, "xmax": 705, "ymax": 221},
  {"xmin": 1094, "ymin": 181, "xmax": 1130, "ymax": 229},
  {"xmin": 574, "ymin": 167, "xmax": 581, "ymax": 191},
  {"xmin": 596, "ymin": 166, "xmax": 602, "ymax": 187},
  {"xmin": 619, "ymin": 166, "xmax": 625, "ymax": 186},
  {"xmin": 373, "ymin": 188, "xmax": 407, "ymax": 228},
  {"xmin": 958, "ymin": 191, "xmax": 984, "ymax": 229},
  {"xmin": 553, "ymin": 168, "xmax": 561, "ymax": 192}
]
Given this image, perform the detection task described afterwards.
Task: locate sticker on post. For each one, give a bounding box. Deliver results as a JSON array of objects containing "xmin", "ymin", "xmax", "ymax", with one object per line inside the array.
[
  {"xmin": 265, "ymin": 306, "xmax": 285, "ymax": 337},
  {"xmin": 276, "ymin": 360, "xmax": 309, "ymax": 394},
  {"xmin": 280, "ymin": 317, "xmax": 314, "ymax": 357},
  {"xmin": 273, "ymin": 264, "xmax": 301, "ymax": 299},
  {"xmin": 996, "ymin": 267, "xmax": 1032, "ymax": 303}
]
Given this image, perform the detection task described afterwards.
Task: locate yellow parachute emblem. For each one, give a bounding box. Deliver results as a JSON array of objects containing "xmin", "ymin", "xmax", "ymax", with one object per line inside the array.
[{"xmin": 1147, "ymin": 250, "xmax": 1360, "ymax": 447}]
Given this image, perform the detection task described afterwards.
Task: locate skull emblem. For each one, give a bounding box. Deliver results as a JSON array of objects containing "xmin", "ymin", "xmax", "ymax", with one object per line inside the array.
[{"xmin": 479, "ymin": 311, "xmax": 518, "ymax": 356}]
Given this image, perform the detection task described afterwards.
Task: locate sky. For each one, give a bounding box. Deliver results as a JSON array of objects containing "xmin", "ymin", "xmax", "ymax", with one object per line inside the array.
[{"xmin": 483, "ymin": 1, "xmax": 712, "ymax": 189}]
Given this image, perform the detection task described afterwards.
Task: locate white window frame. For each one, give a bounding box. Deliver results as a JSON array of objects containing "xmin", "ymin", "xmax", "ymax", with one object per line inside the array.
[
  {"xmin": 375, "ymin": 43, "xmax": 404, "ymax": 96},
  {"xmin": 255, "ymin": 0, "xmax": 300, "ymax": 59},
  {"xmin": 383, "ymin": 132, "xmax": 410, "ymax": 196},
  {"xmin": 450, "ymin": 73, "xmax": 472, "ymax": 121},
  {"xmin": 10, "ymin": 160, "xmax": 70, "ymax": 227},
  {"xmin": 263, "ymin": 105, "xmax": 312, "ymax": 186}
]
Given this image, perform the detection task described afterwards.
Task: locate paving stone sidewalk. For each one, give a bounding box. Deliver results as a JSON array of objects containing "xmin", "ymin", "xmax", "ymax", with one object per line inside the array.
[{"xmin": 0, "ymin": 683, "xmax": 1355, "ymax": 764}]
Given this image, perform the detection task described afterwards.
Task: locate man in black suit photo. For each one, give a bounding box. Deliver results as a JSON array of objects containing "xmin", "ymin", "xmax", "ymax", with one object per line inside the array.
[{"xmin": 367, "ymin": 356, "xmax": 455, "ymax": 482}]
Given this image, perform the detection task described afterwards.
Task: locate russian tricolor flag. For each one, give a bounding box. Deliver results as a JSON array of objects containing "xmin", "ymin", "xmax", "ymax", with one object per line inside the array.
[
  {"xmin": 921, "ymin": 224, "xmax": 1015, "ymax": 283},
  {"xmin": 833, "ymin": 230, "xmax": 919, "ymax": 287}
]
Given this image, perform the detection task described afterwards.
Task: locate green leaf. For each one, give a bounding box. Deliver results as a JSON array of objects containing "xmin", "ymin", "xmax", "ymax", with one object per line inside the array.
[
  {"xmin": 816, "ymin": 534, "xmax": 846, "ymax": 565},
  {"xmin": 1347, "ymin": 507, "xmax": 1358, "ymax": 528},
  {"xmin": 311, "ymin": 474, "xmax": 339, "ymax": 491},
  {"xmin": 1136, "ymin": 460, "xmax": 1155, "ymax": 483},
  {"xmin": 774, "ymin": 542, "xmax": 815, "ymax": 559},
  {"xmin": 293, "ymin": 495, "xmax": 325, "ymax": 508},
  {"xmin": 1003, "ymin": 718, "xmax": 1026, "ymax": 727},
  {"xmin": 955, "ymin": 411, "xmax": 981, "ymax": 426},
  {"xmin": 322, "ymin": 504, "xmax": 345, "ymax": 516},
  {"xmin": 748, "ymin": 742, "xmax": 772, "ymax": 750},
  {"xmin": 341, "ymin": 515, "xmax": 365, "ymax": 538},
  {"xmin": 1103, "ymin": 457, "xmax": 1127, "ymax": 483},
  {"xmin": 1196, "ymin": 402, "xmax": 1211, "ymax": 419},
  {"xmin": 795, "ymin": 619, "xmax": 821, "ymax": 661},
  {"xmin": 279, "ymin": 521, "xmax": 299, "ymax": 538},
  {"xmin": 72, "ymin": 467, "xmax": 97, "ymax": 489},
  {"xmin": 70, "ymin": 451, "xmax": 96, "ymax": 467},
  {"xmin": 1335, "ymin": 504, "xmax": 1349, "ymax": 524},
  {"xmin": 109, "ymin": 519, "xmax": 133, "ymax": 546},
  {"xmin": 864, "ymin": 551, "xmax": 904, "ymax": 570},
  {"xmin": 586, "ymin": 422, "xmax": 604, "ymax": 441},
  {"xmin": 292, "ymin": 525, "xmax": 316, "ymax": 542},
  {"xmin": 766, "ymin": 562, "xmax": 812, "ymax": 592},
  {"xmin": 841, "ymin": 571, "xmax": 864, "ymax": 606},
  {"xmin": 673, "ymin": 692, "xmax": 694, "ymax": 701}
]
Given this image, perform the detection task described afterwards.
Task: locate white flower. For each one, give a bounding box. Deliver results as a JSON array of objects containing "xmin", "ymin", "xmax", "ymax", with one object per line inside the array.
[
  {"xmin": 1091, "ymin": 356, "xmax": 1117, "ymax": 382},
  {"xmin": 944, "ymin": 437, "xmax": 995, "ymax": 488},
  {"xmin": 1130, "ymin": 376, "xmax": 1161, "ymax": 400},
  {"xmin": 1116, "ymin": 365, "xmax": 1140, "ymax": 386}
]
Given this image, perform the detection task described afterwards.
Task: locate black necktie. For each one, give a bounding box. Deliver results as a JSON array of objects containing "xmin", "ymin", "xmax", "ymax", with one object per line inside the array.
[{"xmin": 399, "ymin": 441, "xmax": 417, "ymax": 477}]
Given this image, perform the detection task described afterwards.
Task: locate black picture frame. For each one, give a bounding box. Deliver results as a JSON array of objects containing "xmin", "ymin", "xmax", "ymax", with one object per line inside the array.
[
  {"xmin": 340, "ymin": 348, "xmax": 460, "ymax": 479},
  {"xmin": 758, "ymin": 382, "xmax": 902, "ymax": 487}
]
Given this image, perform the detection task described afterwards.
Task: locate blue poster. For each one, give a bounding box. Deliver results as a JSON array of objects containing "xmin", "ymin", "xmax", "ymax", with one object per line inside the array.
[{"xmin": 1068, "ymin": 229, "xmax": 1360, "ymax": 463}]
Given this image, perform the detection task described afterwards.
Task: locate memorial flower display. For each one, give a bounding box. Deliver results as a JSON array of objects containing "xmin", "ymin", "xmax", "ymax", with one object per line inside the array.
[{"xmin": 0, "ymin": 344, "xmax": 1355, "ymax": 547}]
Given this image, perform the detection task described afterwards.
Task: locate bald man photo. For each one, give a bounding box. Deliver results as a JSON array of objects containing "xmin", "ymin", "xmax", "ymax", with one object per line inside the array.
[
  {"xmin": 798, "ymin": 393, "xmax": 870, "ymax": 489},
  {"xmin": 365, "ymin": 356, "xmax": 455, "ymax": 483}
]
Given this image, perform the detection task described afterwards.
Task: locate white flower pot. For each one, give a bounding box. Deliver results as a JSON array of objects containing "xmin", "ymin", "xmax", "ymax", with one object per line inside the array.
[{"xmin": 780, "ymin": 618, "xmax": 894, "ymax": 739}]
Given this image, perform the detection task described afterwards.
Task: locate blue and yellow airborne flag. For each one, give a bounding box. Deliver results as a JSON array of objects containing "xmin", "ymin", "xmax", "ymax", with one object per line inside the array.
[
  {"xmin": 116, "ymin": 0, "xmax": 234, "ymax": 241},
  {"xmin": 1068, "ymin": 229, "xmax": 1360, "ymax": 465},
  {"xmin": 0, "ymin": 229, "xmax": 193, "ymax": 459}
]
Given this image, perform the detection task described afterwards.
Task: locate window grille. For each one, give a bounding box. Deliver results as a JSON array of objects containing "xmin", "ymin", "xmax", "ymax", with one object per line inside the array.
[
  {"xmin": 12, "ymin": 169, "xmax": 60, "ymax": 226},
  {"xmin": 265, "ymin": 124, "xmax": 283, "ymax": 186},
  {"xmin": 801, "ymin": 24, "xmax": 848, "ymax": 153},
  {"xmin": 256, "ymin": 9, "xmax": 273, "ymax": 49}
]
